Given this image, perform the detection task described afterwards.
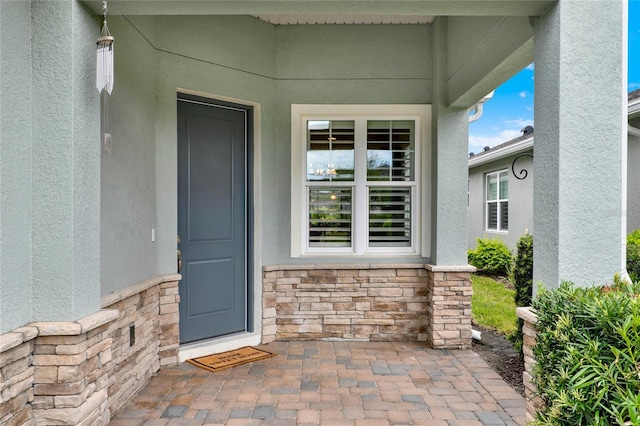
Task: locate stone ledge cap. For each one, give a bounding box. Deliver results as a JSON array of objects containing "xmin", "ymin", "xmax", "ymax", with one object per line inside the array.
[
  {"xmin": 77, "ymin": 309, "xmax": 119, "ymax": 333},
  {"xmin": 101, "ymin": 274, "xmax": 182, "ymax": 307},
  {"xmin": 30, "ymin": 321, "xmax": 82, "ymax": 336},
  {"xmin": 30, "ymin": 309, "xmax": 119, "ymax": 336},
  {"xmin": 15, "ymin": 326, "xmax": 39, "ymax": 341},
  {"xmin": 263, "ymin": 263, "xmax": 427, "ymax": 272},
  {"xmin": 0, "ymin": 326, "xmax": 39, "ymax": 353},
  {"xmin": 0, "ymin": 332, "xmax": 25, "ymax": 353},
  {"xmin": 516, "ymin": 306, "xmax": 538, "ymax": 324},
  {"xmin": 425, "ymin": 264, "xmax": 477, "ymax": 272}
]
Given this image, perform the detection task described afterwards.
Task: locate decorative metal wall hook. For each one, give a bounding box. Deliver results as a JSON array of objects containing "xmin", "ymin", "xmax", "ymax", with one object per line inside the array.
[{"xmin": 511, "ymin": 153, "xmax": 533, "ymax": 180}]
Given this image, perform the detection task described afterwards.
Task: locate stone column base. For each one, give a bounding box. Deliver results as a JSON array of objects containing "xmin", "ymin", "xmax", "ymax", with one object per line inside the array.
[
  {"xmin": 425, "ymin": 265, "xmax": 475, "ymax": 349},
  {"xmin": 517, "ymin": 306, "xmax": 543, "ymax": 424}
]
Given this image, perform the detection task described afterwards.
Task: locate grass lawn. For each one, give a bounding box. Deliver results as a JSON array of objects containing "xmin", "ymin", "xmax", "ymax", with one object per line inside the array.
[{"xmin": 471, "ymin": 274, "xmax": 518, "ymax": 337}]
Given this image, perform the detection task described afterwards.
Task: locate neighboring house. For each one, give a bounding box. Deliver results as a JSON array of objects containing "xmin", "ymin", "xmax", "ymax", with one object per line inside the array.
[
  {"xmin": 0, "ymin": 1, "xmax": 628, "ymax": 424},
  {"xmin": 468, "ymin": 128, "xmax": 534, "ymax": 250},
  {"xmin": 628, "ymin": 90, "xmax": 640, "ymax": 232},
  {"xmin": 468, "ymin": 89, "xmax": 640, "ymax": 251}
]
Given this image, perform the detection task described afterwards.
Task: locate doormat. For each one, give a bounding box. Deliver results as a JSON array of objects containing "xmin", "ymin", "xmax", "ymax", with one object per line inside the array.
[{"xmin": 186, "ymin": 346, "xmax": 277, "ymax": 373}]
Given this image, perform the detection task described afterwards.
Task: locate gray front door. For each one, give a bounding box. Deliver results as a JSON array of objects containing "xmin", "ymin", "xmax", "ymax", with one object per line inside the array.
[{"xmin": 177, "ymin": 97, "xmax": 249, "ymax": 344}]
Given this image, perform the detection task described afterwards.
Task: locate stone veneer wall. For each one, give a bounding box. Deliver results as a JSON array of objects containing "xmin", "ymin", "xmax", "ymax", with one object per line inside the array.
[
  {"xmin": 100, "ymin": 276, "xmax": 181, "ymax": 419},
  {"xmin": 516, "ymin": 306, "xmax": 542, "ymax": 424},
  {"xmin": 0, "ymin": 326, "xmax": 38, "ymax": 425},
  {"xmin": 262, "ymin": 264, "xmax": 474, "ymax": 349},
  {"xmin": 0, "ymin": 275, "xmax": 180, "ymax": 425}
]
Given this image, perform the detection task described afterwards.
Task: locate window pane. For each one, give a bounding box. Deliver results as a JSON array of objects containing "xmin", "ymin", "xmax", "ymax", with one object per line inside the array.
[
  {"xmin": 309, "ymin": 187, "xmax": 352, "ymax": 247},
  {"xmin": 486, "ymin": 174, "xmax": 498, "ymax": 201},
  {"xmin": 500, "ymin": 201, "xmax": 509, "ymax": 231},
  {"xmin": 487, "ymin": 202, "xmax": 498, "ymax": 230},
  {"xmin": 369, "ymin": 187, "xmax": 411, "ymax": 247},
  {"xmin": 367, "ymin": 121, "xmax": 415, "ymax": 181},
  {"xmin": 307, "ymin": 120, "xmax": 354, "ymax": 181},
  {"xmin": 499, "ymin": 172, "xmax": 509, "ymax": 199}
]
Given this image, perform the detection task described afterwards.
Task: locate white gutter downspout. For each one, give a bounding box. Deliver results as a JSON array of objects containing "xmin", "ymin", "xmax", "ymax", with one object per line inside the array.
[
  {"xmin": 469, "ymin": 91, "xmax": 495, "ymax": 123},
  {"xmin": 468, "ymin": 103, "xmax": 484, "ymax": 123}
]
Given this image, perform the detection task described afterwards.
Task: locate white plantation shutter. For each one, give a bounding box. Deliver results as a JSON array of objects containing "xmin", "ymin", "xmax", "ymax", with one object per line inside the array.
[
  {"xmin": 366, "ymin": 120, "xmax": 415, "ymax": 181},
  {"xmin": 368, "ymin": 187, "xmax": 411, "ymax": 247},
  {"xmin": 500, "ymin": 201, "xmax": 509, "ymax": 231},
  {"xmin": 366, "ymin": 121, "xmax": 414, "ymax": 248}
]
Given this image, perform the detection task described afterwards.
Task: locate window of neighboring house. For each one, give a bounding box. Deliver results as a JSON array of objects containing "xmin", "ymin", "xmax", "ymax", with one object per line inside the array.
[
  {"xmin": 291, "ymin": 105, "xmax": 430, "ymax": 257},
  {"xmin": 486, "ymin": 170, "xmax": 509, "ymax": 232}
]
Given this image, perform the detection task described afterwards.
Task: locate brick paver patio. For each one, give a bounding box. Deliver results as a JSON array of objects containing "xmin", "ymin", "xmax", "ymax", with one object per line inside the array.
[{"xmin": 110, "ymin": 341, "xmax": 525, "ymax": 425}]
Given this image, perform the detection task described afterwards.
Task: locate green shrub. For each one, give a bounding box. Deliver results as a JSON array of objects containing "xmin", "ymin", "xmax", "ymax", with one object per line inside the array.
[
  {"xmin": 509, "ymin": 234, "xmax": 533, "ymax": 352},
  {"xmin": 467, "ymin": 237, "xmax": 512, "ymax": 276},
  {"xmin": 627, "ymin": 229, "xmax": 640, "ymax": 282},
  {"xmin": 531, "ymin": 278, "xmax": 640, "ymax": 425}
]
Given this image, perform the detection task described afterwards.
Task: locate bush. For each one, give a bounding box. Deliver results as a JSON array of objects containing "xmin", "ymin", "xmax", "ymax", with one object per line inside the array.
[
  {"xmin": 510, "ymin": 234, "xmax": 533, "ymax": 352},
  {"xmin": 468, "ymin": 237, "xmax": 512, "ymax": 276},
  {"xmin": 513, "ymin": 234, "xmax": 534, "ymax": 307},
  {"xmin": 531, "ymin": 278, "xmax": 640, "ymax": 425},
  {"xmin": 627, "ymin": 229, "xmax": 640, "ymax": 282}
]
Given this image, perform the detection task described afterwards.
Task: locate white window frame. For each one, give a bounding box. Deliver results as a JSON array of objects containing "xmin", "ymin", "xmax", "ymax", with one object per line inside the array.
[
  {"xmin": 485, "ymin": 169, "xmax": 509, "ymax": 233},
  {"xmin": 291, "ymin": 104, "xmax": 431, "ymax": 257}
]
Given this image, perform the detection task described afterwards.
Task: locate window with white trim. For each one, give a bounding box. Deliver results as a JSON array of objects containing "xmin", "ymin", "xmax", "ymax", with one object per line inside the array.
[
  {"xmin": 291, "ymin": 105, "xmax": 430, "ymax": 257},
  {"xmin": 486, "ymin": 170, "xmax": 508, "ymax": 232}
]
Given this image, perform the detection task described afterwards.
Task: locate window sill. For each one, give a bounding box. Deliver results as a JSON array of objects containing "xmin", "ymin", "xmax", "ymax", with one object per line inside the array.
[{"xmin": 300, "ymin": 250, "xmax": 420, "ymax": 258}]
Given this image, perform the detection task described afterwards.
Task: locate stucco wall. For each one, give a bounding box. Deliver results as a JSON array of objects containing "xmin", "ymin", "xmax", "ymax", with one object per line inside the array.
[
  {"xmin": 430, "ymin": 17, "xmax": 469, "ymax": 266},
  {"xmin": 533, "ymin": 1, "xmax": 624, "ymax": 289},
  {"xmin": 31, "ymin": 0, "xmax": 100, "ymax": 321},
  {"xmin": 101, "ymin": 16, "xmax": 159, "ymax": 295},
  {"xmin": 111, "ymin": 18, "xmax": 435, "ymax": 284},
  {"xmin": 100, "ymin": 15, "xmax": 278, "ymax": 294},
  {"xmin": 153, "ymin": 16, "xmax": 277, "ymax": 277},
  {"xmin": 467, "ymin": 151, "xmax": 534, "ymax": 251},
  {"xmin": 0, "ymin": 1, "xmax": 33, "ymax": 332},
  {"xmin": 0, "ymin": 0, "xmax": 99, "ymax": 333},
  {"xmin": 272, "ymin": 24, "xmax": 432, "ymax": 265},
  {"xmin": 629, "ymin": 126, "xmax": 640, "ymax": 233}
]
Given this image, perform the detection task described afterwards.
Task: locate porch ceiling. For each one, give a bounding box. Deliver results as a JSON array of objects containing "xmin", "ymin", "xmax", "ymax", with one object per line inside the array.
[{"xmin": 84, "ymin": 1, "xmax": 556, "ymax": 18}]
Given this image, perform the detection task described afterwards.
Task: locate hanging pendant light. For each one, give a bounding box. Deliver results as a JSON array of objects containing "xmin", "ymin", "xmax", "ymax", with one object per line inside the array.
[{"xmin": 96, "ymin": 0, "xmax": 114, "ymax": 94}]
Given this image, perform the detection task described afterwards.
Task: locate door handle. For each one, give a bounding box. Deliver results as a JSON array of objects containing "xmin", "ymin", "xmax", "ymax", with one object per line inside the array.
[{"xmin": 177, "ymin": 235, "xmax": 182, "ymax": 273}]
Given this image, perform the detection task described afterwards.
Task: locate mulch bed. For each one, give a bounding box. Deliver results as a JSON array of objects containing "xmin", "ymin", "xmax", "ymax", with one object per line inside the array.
[{"xmin": 471, "ymin": 325, "xmax": 525, "ymax": 396}]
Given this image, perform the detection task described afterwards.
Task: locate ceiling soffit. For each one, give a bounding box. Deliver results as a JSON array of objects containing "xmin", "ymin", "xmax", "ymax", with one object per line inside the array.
[{"xmin": 83, "ymin": 1, "xmax": 556, "ymax": 18}]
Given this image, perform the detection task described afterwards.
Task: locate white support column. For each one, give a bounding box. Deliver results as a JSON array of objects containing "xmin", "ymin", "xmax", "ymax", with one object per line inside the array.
[
  {"xmin": 30, "ymin": 0, "xmax": 101, "ymax": 320},
  {"xmin": 430, "ymin": 17, "xmax": 470, "ymax": 266},
  {"xmin": 533, "ymin": 1, "xmax": 626, "ymax": 290}
]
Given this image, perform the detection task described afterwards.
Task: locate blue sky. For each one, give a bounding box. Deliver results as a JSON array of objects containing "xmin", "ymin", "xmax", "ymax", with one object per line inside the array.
[{"xmin": 469, "ymin": 0, "xmax": 640, "ymax": 153}]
